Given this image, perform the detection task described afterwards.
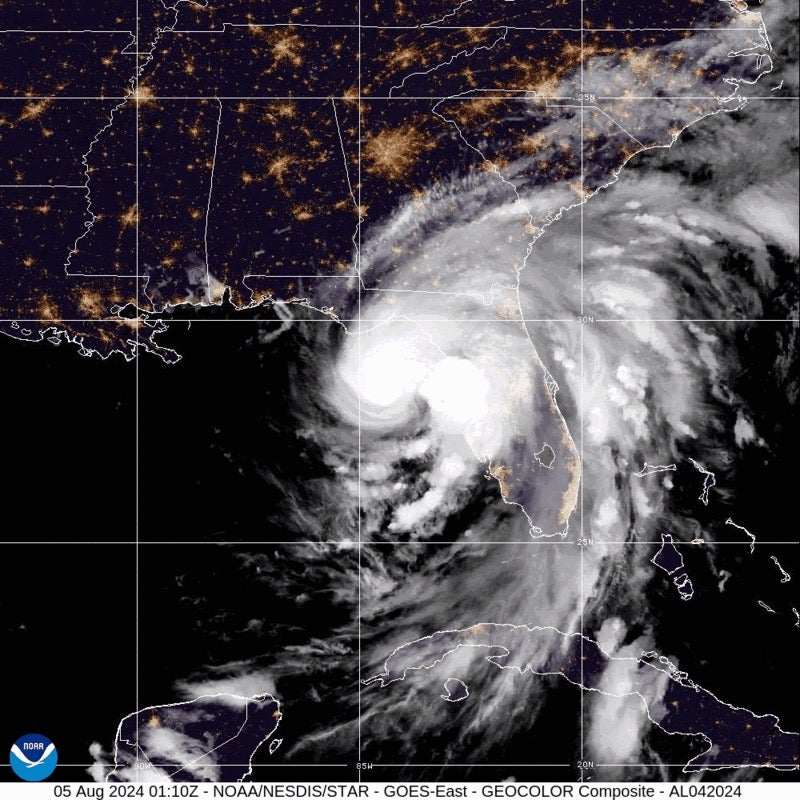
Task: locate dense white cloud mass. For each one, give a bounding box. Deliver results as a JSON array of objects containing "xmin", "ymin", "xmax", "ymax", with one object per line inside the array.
[
  {"xmin": 312, "ymin": 4, "xmax": 795, "ymax": 767},
  {"xmin": 95, "ymin": 0, "xmax": 797, "ymax": 782}
]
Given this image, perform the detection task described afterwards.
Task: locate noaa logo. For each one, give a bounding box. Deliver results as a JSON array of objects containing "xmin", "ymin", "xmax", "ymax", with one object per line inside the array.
[{"xmin": 10, "ymin": 734, "xmax": 58, "ymax": 781}]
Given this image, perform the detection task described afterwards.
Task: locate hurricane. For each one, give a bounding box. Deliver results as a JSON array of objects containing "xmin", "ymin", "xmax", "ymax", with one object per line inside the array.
[{"xmin": 87, "ymin": 0, "xmax": 799, "ymax": 784}]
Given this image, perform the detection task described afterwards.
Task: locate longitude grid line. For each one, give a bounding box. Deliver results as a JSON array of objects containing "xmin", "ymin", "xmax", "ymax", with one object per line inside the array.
[
  {"xmin": 134, "ymin": 0, "xmax": 141, "ymax": 780},
  {"xmin": 579, "ymin": 0, "xmax": 585, "ymax": 781},
  {"xmin": 357, "ymin": 0, "xmax": 363, "ymax": 781}
]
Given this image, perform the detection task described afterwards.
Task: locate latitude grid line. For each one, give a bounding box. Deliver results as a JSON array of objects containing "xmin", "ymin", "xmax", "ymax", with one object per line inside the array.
[
  {"xmin": 0, "ymin": 25, "xmax": 771, "ymax": 30},
  {"xmin": 0, "ymin": 25, "xmax": 771, "ymax": 32},
  {"xmin": 4, "ymin": 762, "xmax": 799, "ymax": 769},
  {"xmin": 2, "ymin": 3, "xmax": 797, "ymax": 784},
  {"xmin": 1, "ymin": 540, "xmax": 798, "ymax": 546},
  {"xmin": 1, "ymin": 95, "xmax": 797, "ymax": 100},
  {"xmin": 0, "ymin": 318, "xmax": 800, "ymax": 320},
  {"xmin": 2, "ymin": 318, "xmax": 799, "ymax": 323},
  {"xmin": 0, "ymin": 764, "xmax": 343, "ymax": 768}
]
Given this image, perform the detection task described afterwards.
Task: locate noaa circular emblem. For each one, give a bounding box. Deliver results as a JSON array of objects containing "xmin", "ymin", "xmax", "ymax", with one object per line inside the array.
[{"xmin": 10, "ymin": 733, "xmax": 58, "ymax": 781}]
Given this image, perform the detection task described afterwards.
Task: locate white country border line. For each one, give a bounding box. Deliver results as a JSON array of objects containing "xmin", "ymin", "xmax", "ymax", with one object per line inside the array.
[
  {"xmin": 64, "ymin": 0, "xmax": 191, "ymax": 281},
  {"xmin": 634, "ymin": 462, "xmax": 677, "ymax": 478},
  {"xmin": 389, "ymin": 28, "xmax": 509, "ymax": 98},
  {"xmin": 364, "ymin": 622, "xmax": 799, "ymax": 773},
  {"xmin": 688, "ymin": 457, "xmax": 717, "ymax": 506},
  {"xmin": 203, "ymin": 97, "xmax": 223, "ymax": 304},
  {"xmin": 770, "ymin": 555, "xmax": 791, "ymax": 584},
  {"xmin": 330, "ymin": 96, "xmax": 363, "ymax": 276},
  {"xmin": 439, "ymin": 677, "xmax": 470, "ymax": 703},
  {"xmin": 725, "ymin": 517, "xmax": 757, "ymax": 554},
  {"xmin": 110, "ymin": 692, "xmax": 281, "ymax": 784}
]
